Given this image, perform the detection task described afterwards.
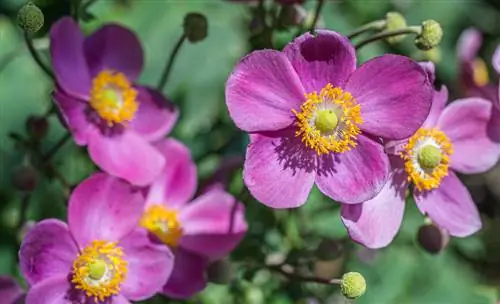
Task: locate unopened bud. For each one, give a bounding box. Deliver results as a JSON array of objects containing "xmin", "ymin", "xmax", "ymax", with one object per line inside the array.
[
  {"xmin": 415, "ymin": 20, "xmax": 443, "ymax": 50},
  {"xmin": 385, "ymin": 12, "xmax": 407, "ymax": 44},
  {"xmin": 279, "ymin": 4, "xmax": 306, "ymax": 28},
  {"xmin": 340, "ymin": 272, "xmax": 366, "ymax": 300},
  {"xmin": 207, "ymin": 259, "xmax": 234, "ymax": 284},
  {"xmin": 417, "ymin": 222, "xmax": 449, "ymax": 254},
  {"xmin": 413, "ymin": 47, "xmax": 442, "ymax": 63},
  {"xmin": 315, "ymin": 238, "xmax": 343, "ymax": 261},
  {"xmin": 183, "ymin": 12, "xmax": 208, "ymax": 43},
  {"xmin": 26, "ymin": 115, "xmax": 49, "ymax": 140},
  {"xmin": 12, "ymin": 165, "xmax": 38, "ymax": 192},
  {"xmin": 17, "ymin": 2, "xmax": 44, "ymax": 34}
]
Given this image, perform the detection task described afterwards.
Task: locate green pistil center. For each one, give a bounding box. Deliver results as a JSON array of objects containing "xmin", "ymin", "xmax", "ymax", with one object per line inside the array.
[
  {"xmin": 315, "ymin": 109, "xmax": 338, "ymax": 134},
  {"xmin": 418, "ymin": 145, "xmax": 442, "ymax": 169},
  {"xmin": 88, "ymin": 259, "xmax": 107, "ymax": 280}
]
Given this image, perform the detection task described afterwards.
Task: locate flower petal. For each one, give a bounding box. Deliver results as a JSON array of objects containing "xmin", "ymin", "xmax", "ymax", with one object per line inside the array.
[
  {"xmin": 316, "ymin": 135, "xmax": 389, "ymax": 204},
  {"xmin": 225, "ymin": 50, "xmax": 305, "ymax": 132},
  {"xmin": 493, "ymin": 46, "xmax": 500, "ymax": 74},
  {"xmin": 422, "ymin": 86, "xmax": 449, "ymax": 128},
  {"xmin": 282, "ymin": 30, "xmax": 356, "ymax": 92},
  {"xmin": 161, "ymin": 248, "xmax": 208, "ymax": 299},
  {"xmin": 414, "ymin": 171, "xmax": 482, "ymax": 237},
  {"xmin": 345, "ymin": 54, "xmax": 433, "ymax": 140},
  {"xmin": 243, "ymin": 129, "xmax": 316, "ymax": 208},
  {"xmin": 120, "ymin": 229, "xmax": 174, "ymax": 301},
  {"xmin": 179, "ymin": 190, "xmax": 247, "ymax": 259},
  {"xmin": 341, "ymin": 157, "xmax": 408, "ymax": 248},
  {"xmin": 419, "ymin": 61, "xmax": 436, "ymax": 84},
  {"xmin": 145, "ymin": 139, "xmax": 197, "ymax": 210},
  {"xmin": 438, "ymin": 98, "xmax": 499, "ymax": 174},
  {"xmin": 457, "ymin": 28, "xmax": 481, "ymax": 62},
  {"xmin": 52, "ymin": 90, "xmax": 93, "ymax": 146},
  {"xmin": 129, "ymin": 86, "xmax": 179, "ymax": 141},
  {"xmin": 50, "ymin": 17, "xmax": 91, "ymax": 99},
  {"xmin": 84, "ymin": 24, "xmax": 144, "ymax": 81},
  {"xmin": 0, "ymin": 276, "xmax": 24, "ymax": 304},
  {"xmin": 19, "ymin": 219, "xmax": 78, "ymax": 286},
  {"xmin": 87, "ymin": 128, "xmax": 165, "ymax": 186},
  {"xmin": 25, "ymin": 276, "xmax": 72, "ymax": 304},
  {"xmin": 68, "ymin": 173, "xmax": 144, "ymax": 247}
]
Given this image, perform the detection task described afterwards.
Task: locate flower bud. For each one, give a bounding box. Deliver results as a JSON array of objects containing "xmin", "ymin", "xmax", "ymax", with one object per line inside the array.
[
  {"xmin": 413, "ymin": 47, "xmax": 442, "ymax": 63},
  {"xmin": 384, "ymin": 12, "xmax": 407, "ymax": 44},
  {"xmin": 12, "ymin": 165, "xmax": 38, "ymax": 192},
  {"xmin": 183, "ymin": 12, "xmax": 208, "ymax": 43},
  {"xmin": 315, "ymin": 238, "xmax": 343, "ymax": 261},
  {"xmin": 415, "ymin": 20, "xmax": 443, "ymax": 50},
  {"xmin": 279, "ymin": 4, "xmax": 307, "ymax": 28},
  {"xmin": 417, "ymin": 222, "xmax": 449, "ymax": 254},
  {"xmin": 17, "ymin": 2, "xmax": 44, "ymax": 34},
  {"xmin": 26, "ymin": 115, "xmax": 49, "ymax": 140},
  {"xmin": 207, "ymin": 259, "xmax": 234, "ymax": 284},
  {"xmin": 340, "ymin": 272, "xmax": 366, "ymax": 300}
]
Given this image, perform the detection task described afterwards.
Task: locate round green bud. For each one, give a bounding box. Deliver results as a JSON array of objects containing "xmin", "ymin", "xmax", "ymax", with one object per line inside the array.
[
  {"xmin": 315, "ymin": 109, "xmax": 338, "ymax": 134},
  {"xmin": 207, "ymin": 259, "xmax": 234, "ymax": 285},
  {"xmin": 17, "ymin": 2, "xmax": 44, "ymax": 34},
  {"xmin": 183, "ymin": 12, "xmax": 208, "ymax": 43},
  {"xmin": 415, "ymin": 20, "xmax": 443, "ymax": 50},
  {"xmin": 340, "ymin": 272, "xmax": 366, "ymax": 300},
  {"xmin": 413, "ymin": 47, "xmax": 442, "ymax": 63},
  {"xmin": 418, "ymin": 145, "xmax": 442, "ymax": 169},
  {"xmin": 89, "ymin": 260, "xmax": 107, "ymax": 280},
  {"xmin": 385, "ymin": 12, "xmax": 407, "ymax": 44}
]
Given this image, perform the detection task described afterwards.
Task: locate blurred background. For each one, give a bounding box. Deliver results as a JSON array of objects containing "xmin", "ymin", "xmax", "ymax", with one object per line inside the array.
[{"xmin": 1, "ymin": 0, "xmax": 500, "ymax": 303}]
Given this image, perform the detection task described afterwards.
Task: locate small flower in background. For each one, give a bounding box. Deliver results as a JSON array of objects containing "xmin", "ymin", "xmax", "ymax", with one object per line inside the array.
[
  {"xmin": 226, "ymin": 30, "xmax": 433, "ymax": 208},
  {"xmin": 139, "ymin": 139, "xmax": 247, "ymax": 299},
  {"xmin": 19, "ymin": 173, "xmax": 174, "ymax": 303},
  {"xmin": 0, "ymin": 276, "xmax": 25, "ymax": 304},
  {"xmin": 50, "ymin": 17, "xmax": 178, "ymax": 186},
  {"xmin": 341, "ymin": 63, "xmax": 499, "ymax": 248}
]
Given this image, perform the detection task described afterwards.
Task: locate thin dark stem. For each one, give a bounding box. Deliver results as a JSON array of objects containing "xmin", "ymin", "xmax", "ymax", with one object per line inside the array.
[
  {"xmin": 355, "ymin": 27, "xmax": 420, "ymax": 50},
  {"xmin": 346, "ymin": 20, "xmax": 386, "ymax": 40},
  {"xmin": 42, "ymin": 133, "xmax": 71, "ymax": 163},
  {"xmin": 17, "ymin": 192, "xmax": 31, "ymax": 230},
  {"xmin": 82, "ymin": 0, "xmax": 99, "ymax": 10},
  {"xmin": 308, "ymin": 0, "xmax": 325, "ymax": 32},
  {"xmin": 72, "ymin": 0, "xmax": 81, "ymax": 21},
  {"xmin": 157, "ymin": 34, "xmax": 187, "ymax": 92},
  {"xmin": 24, "ymin": 33, "xmax": 54, "ymax": 80},
  {"xmin": 268, "ymin": 264, "xmax": 341, "ymax": 285}
]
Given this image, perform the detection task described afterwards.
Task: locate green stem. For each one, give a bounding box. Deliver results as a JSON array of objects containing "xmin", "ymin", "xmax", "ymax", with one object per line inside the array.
[
  {"xmin": 17, "ymin": 192, "xmax": 31, "ymax": 230},
  {"xmin": 157, "ymin": 34, "xmax": 187, "ymax": 92},
  {"xmin": 347, "ymin": 20, "xmax": 386, "ymax": 39},
  {"xmin": 82, "ymin": 0, "xmax": 99, "ymax": 10},
  {"xmin": 267, "ymin": 264, "xmax": 341, "ymax": 285},
  {"xmin": 355, "ymin": 26, "xmax": 421, "ymax": 50},
  {"xmin": 308, "ymin": 0, "xmax": 325, "ymax": 32},
  {"xmin": 24, "ymin": 33, "xmax": 54, "ymax": 80},
  {"xmin": 42, "ymin": 133, "xmax": 71, "ymax": 163}
]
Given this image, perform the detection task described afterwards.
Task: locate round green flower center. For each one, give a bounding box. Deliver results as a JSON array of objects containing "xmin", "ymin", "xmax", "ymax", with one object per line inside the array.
[
  {"xmin": 418, "ymin": 145, "xmax": 442, "ymax": 169},
  {"xmin": 315, "ymin": 109, "xmax": 338, "ymax": 134},
  {"xmin": 88, "ymin": 259, "xmax": 107, "ymax": 280},
  {"xmin": 102, "ymin": 88, "xmax": 121, "ymax": 106}
]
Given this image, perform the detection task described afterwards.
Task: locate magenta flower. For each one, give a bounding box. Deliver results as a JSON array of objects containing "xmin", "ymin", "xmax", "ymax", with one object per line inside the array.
[
  {"xmin": 341, "ymin": 65, "xmax": 498, "ymax": 248},
  {"xmin": 50, "ymin": 17, "xmax": 178, "ymax": 186},
  {"xmin": 19, "ymin": 173, "xmax": 174, "ymax": 303},
  {"xmin": 0, "ymin": 276, "xmax": 24, "ymax": 304},
  {"xmin": 226, "ymin": 30, "xmax": 433, "ymax": 208},
  {"xmin": 139, "ymin": 139, "xmax": 247, "ymax": 299}
]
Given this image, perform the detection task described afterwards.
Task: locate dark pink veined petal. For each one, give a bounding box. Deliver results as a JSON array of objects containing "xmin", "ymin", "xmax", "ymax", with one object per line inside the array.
[
  {"xmin": 129, "ymin": 86, "xmax": 179, "ymax": 142},
  {"xmin": 457, "ymin": 28, "xmax": 482, "ymax": 62},
  {"xmin": 68, "ymin": 173, "xmax": 144, "ymax": 248},
  {"xmin": 422, "ymin": 86, "xmax": 449, "ymax": 128},
  {"xmin": 120, "ymin": 229, "xmax": 174, "ymax": 301},
  {"xmin": 225, "ymin": 50, "xmax": 305, "ymax": 132},
  {"xmin": 87, "ymin": 128, "xmax": 165, "ymax": 186},
  {"xmin": 84, "ymin": 24, "xmax": 144, "ymax": 81},
  {"xmin": 0, "ymin": 276, "xmax": 24, "ymax": 304},
  {"xmin": 438, "ymin": 98, "xmax": 499, "ymax": 174},
  {"xmin": 19, "ymin": 219, "xmax": 78, "ymax": 286},
  {"xmin": 282, "ymin": 30, "xmax": 356, "ymax": 93},
  {"xmin": 161, "ymin": 248, "xmax": 208, "ymax": 299},
  {"xmin": 345, "ymin": 54, "xmax": 433, "ymax": 140},
  {"xmin": 24, "ymin": 275, "xmax": 72, "ymax": 304},
  {"xmin": 50, "ymin": 17, "xmax": 92, "ymax": 100},
  {"xmin": 243, "ymin": 129, "xmax": 316, "ymax": 208},
  {"xmin": 414, "ymin": 171, "xmax": 482, "ymax": 237},
  {"xmin": 145, "ymin": 139, "xmax": 197, "ymax": 210},
  {"xmin": 179, "ymin": 190, "xmax": 247, "ymax": 259},
  {"xmin": 341, "ymin": 157, "xmax": 408, "ymax": 248},
  {"xmin": 316, "ymin": 134, "xmax": 389, "ymax": 204}
]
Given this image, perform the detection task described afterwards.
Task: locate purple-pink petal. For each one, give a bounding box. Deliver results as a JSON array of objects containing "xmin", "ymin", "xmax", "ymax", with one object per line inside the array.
[
  {"xmin": 68, "ymin": 173, "xmax": 144, "ymax": 248},
  {"xmin": 19, "ymin": 219, "xmax": 78, "ymax": 286},
  {"xmin": 119, "ymin": 228, "xmax": 174, "ymax": 301},
  {"xmin": 419, "ymin": 61, "xmax": 436, "ymax": 84},
  {"xmin": 0, "ymin": 276, "xmax": 24, "ymax": 304},
  {"xmin": 438, "ymin": 98, "xmax": 498, "ymax": 174},
  {"xmin": 225, "ymin": 50, "xmax": 305, "ymax": 132},
  {"xmin": 179, "ymin": 190, "xmax": 247, "ymax": 259},
  {"xmin": 50, "ymin": 17, "xmax": 91, "ymax": 100},
  {"xmin": 345, "ymin": 54, "xmax": 433, "ymax": 140},
  {"xmin": 86, "ymin": 128, "xmax": 165, "ymax": 186},
  {"xmin": 282, "ymin": 30, "xmax": 356, "ymax": 92},
  {"xmin": 493, "ymin": 46, "xmax": 500, "ymax": 74},
  {"xmin": 243, "ymin": 129, "xmax": 316, "ymax": 208},
  {"xmin": 145, "ymin": 139, "xmax": 197, "ymax": 210},
  {"xmin": 422, "ymin": 86, "xmax": 449, "ymax": 128},
  {"xmin": 161, "ymin": 248, "xmax": 208, "ymax": 299},
  {"xmin": 24, "ymin": 275, "xmax": 72, "ymax": 304},
  {"xmin": 315, "ymin": 135, "xmax": 389, "ymax": 204},
  {"xmin": 457, "ymin": 28, "xmax": 481, "ymax": 62},
  {"xmin": 83, "ymin": 24, "xmax": 144, "ymax": 81},
  {"xmin": 129, "ymin": 86, "xmax": 178, "ymax": 142},
  {"xmin": 414, "ymin": 171, "xmax": 482, "ymax": 237}
]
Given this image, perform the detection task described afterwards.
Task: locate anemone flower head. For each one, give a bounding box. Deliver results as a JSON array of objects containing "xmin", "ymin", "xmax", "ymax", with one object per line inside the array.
[
  {"xmin": 139, "ymin": 139, "xmax": 248, "ymax": 299},
  {"xmin": 50, "ymin": 17, "xmax": 178, "ymax": 186},
  {"xmin": 0, "ymin": 276, "xmax": 24, "ymax": 304},
  {"xmin": 341, "ymin": 63, "xmax": 499, "ymax": 248},
  {"xmin": 226, "ymin": 30, "xmax": 433, "ymax": 208},
  {"xmin": 19, "ymin": 173, "xmax": 174, "ymax": 303}
]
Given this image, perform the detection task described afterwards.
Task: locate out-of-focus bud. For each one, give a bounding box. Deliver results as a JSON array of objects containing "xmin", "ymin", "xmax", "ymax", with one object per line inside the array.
[
  {"xmin": 413, "ymin": 47, "xmax": 442, "ymax": 63},
  {"xmin": 183, "ymin": 12, "xmax": 208, "ymax": 43},
  {"xmin": 384, "ymin": 12, "xmax": 407, "ymax": 44},
  {"xmin": 207, "ymin": 259, "xmax": 234, "ymax": 285},
  {"xmin": 17, "ymin": 2, "xmax": 44, "ymax": 34},
  {"xmin": 11, "ymin": 165, "xmax": 38, "ymax": 192},
  {"xmin": 415, "ymin": 20, "xmax": 443, "ymax": 50},
  {"xmin": 2, "ymin": 205, "xmax": 20, "ymax": 229},
  {"xmin": 315, "ymin": 238, "xmax": 343, "ymax": 261},
  {"xmin": 417, "ymin": 222, "xmax": 449, "ymax": 254},
  {"xmin": 26, "ymin": 115, "xmax": 49, "ymax": 140},
  {"xmin": 340, "ymin": 272, "xmax": 366, "ymax": 300},
  {"xmin": 279, "ymin": 4, "xmax": 307, "ymax": 28},
  {"xmin": 17, "ymin": 220, "xmax": 35, "ymax": 243}
]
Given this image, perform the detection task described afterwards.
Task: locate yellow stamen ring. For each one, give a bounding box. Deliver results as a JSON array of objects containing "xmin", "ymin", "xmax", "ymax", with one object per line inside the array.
[{"xmin": 140, "ymin": 205, "xmax": 183, "ymax": 247}]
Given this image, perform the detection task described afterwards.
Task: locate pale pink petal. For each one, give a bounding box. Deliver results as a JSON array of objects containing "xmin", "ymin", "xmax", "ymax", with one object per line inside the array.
[
  {"xmin": 457, "ymin": 28, "xmax": 482, "ymax": 62},
  {"xmin": 422, "ymin": 86, "xmax": 449, "ymax": 128},
  {"xmin": 493, "ymin": 46, "xmax": 500, "ymax": 74}
]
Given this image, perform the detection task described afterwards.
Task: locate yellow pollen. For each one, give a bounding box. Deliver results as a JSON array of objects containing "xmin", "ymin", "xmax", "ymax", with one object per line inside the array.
[
  {"xmin": 401, "ymin": 128, "xmax": 453, "ymax": 192},
  {"xmin": 472, "ymin": 58, "xmax": 489, "ymax": 87},
  {"xmin": 72, "ymin": 240, "xmax": 127, "ymax": 302},
  {"xmin": 292, "ymin": 84, "xmax": 363, "ymax": 155},
  {"xmin": 140, "ymin": 205, "xmax": 183, "ymax": 247},
  {"xmin": 89, "ymin": 70, "xmax": 139, "ymax": 126}
]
